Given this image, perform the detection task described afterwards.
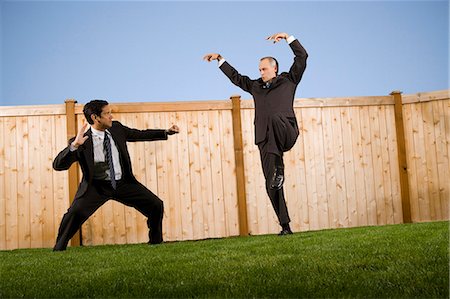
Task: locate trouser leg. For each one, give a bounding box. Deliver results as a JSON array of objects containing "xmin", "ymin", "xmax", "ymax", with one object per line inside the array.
[
  {"xmin": 54, "ymin": 187, "xmax": 108, "ymax": 251},
  {"xmin": 258, "ymin": 142, "xmax": 291, "ymax": 226},
  {"xmin": 265, "ymin": 113, "xmax": 299, "ymax": 156},
  {"xmin": 115, "ymin": 181, "xmax": 164, "ymax": 244}
]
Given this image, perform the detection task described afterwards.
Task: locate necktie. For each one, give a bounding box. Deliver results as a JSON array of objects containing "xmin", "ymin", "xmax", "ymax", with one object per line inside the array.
[{"xmin": 103, "ymin": 133, "xmax": 117, "ymax": 189}]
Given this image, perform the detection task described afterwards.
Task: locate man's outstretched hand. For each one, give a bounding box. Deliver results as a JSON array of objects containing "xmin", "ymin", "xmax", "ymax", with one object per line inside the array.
[
  {"xmin": 166, "ymin": 125, "xmax": 180, "ymax": 135},
  {"xmin": 266, "ymin": 32, "xmax": 289, "ymax": 43},
  {"xmin": 203, "ymin": 53, "xmax": 222, "ymax": 62},
  {"xmin": 71, "ymin": 122, "xmax": 89, "ymax": 149}
]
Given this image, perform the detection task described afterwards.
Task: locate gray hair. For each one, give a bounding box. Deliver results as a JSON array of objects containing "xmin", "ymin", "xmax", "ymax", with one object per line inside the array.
[{"xmin": 260, "ymin": 56, "xmax": 279, "ymax": 75}]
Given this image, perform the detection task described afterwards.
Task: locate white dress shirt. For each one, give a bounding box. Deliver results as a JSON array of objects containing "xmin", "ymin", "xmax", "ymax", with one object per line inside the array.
[
  {"xmin": 70, "ymin": 127, "xmax": 122, "ymax": 180},
  {"xmin": 91, "ymin": 127, "xmax": 122, "ymax": 180}
]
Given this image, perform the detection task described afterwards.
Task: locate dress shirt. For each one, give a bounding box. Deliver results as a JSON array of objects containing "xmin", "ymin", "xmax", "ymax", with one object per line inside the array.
[
  {"xmin": 91, "ymin": 127, "xmax": 122, "ymax": 180},
  {"xmin": 69, "ymin": 127, "xmax": 122, "ymax": 180}
]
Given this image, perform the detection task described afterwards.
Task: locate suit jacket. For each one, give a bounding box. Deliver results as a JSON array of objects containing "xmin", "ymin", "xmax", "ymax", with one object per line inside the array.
[
  {"xmin": 220, "ymin": 39, "xmax": 308, "ymax": 144},
  {"xmin": 53, "ymin": 121, "xmax": 168, "ymax": 199}
]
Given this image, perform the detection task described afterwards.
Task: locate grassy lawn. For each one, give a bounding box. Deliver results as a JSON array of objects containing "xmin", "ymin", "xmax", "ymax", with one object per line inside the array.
[{"xmin": 1, "ymin": 221, "xmax": 448, "ymax": 298}]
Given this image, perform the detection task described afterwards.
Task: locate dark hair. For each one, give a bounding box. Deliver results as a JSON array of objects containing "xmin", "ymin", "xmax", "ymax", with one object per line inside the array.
[
  {"xmin": 83, "ymin": 99, "xmax": 109, "ymax": 124},
  {"xmin": 260, "ymin": 56, "xmax": 279, "ymax": 75}
]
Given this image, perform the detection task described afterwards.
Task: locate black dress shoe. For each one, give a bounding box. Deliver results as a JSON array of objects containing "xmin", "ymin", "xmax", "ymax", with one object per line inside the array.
[
  {"xmin": 149, "ymin": 236, "xmax": 163, "ymax": 245},
  {"xmin": 278, "ymin": 228, "xmax": 293, "ymax": 236},
  {"xmin": 270, "ymin": 166, "xmax": 284, "ymax": 190},
  {"xmin": 52, "ymin": 247, "xmax": 66, "ymax": 252}
]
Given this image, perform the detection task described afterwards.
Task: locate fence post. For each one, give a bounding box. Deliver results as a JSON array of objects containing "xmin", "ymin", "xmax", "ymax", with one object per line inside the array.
[
  {"xmin": 64, "ymin": 99, "xmax": 82, "ymax": 246},
  {"xmin": 391, "ymin": 91, "xmax": 412, "ymax": 223},
  {"xmin": 230, "ymin": 95, "xmax": 249, "ymax": 236}
]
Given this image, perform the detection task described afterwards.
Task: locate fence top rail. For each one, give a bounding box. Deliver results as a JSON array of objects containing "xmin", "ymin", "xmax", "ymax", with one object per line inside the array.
[
  {"xmin": 73, "ymin": 100, "xmax": 233, "ymax": 114},
  {"xmin": 1, "ymin": 89, "xmax": 448, "ymax": 117},
  {"xmin": 401, "ymin": 89, "xmax": 449, "ymax": 104},
  {"xmin": 0, "ymin": 104, "xmax": 66, "ymax": 117},
  {"xmin": 240, "ymin": 95, "xmax": 394, "ymax": 109}
]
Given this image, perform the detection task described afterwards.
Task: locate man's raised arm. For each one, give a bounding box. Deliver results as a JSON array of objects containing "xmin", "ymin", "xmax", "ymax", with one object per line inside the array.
[
  {"xmin": 267, "ymin": 32, "xmax": 308, "ymax": 84},
  {"xmin": 203, "ymin": 52, "xmax": 253, "ymax": 94}
]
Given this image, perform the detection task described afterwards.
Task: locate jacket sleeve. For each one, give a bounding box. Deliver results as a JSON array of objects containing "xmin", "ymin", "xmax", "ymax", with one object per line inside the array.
[
  {"xmin": 219, "ymin": 61, "xmax": 253, "ymax": 94},
  {"xmin": 118, "ymin": 122, "xmax": 168, "ymax": 142},
  {"xmin": 287, "ymin": 39, "xmax": 308, "ymax": 84},
  {"xmin": 53, "ymin": 138, "xmax": 78, "ymax": 171}
]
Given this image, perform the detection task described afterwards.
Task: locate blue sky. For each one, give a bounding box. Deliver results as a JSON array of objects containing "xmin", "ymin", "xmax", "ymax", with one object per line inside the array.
[{"xmin": 1, "ymin": 0, "xmax": 448, "ymax": 106}]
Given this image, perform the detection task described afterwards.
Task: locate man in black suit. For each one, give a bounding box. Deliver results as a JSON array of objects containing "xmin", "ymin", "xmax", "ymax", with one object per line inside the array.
[
  {"xmin": 53, "ymin": 99, "xmax": 179, "ymax": 251},
  {"xmin": 204, "ymin": 32, "xmax": 308, "ymax": 235}
]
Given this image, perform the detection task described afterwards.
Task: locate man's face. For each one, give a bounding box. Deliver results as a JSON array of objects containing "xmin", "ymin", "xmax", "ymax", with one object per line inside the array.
[
  {"xmin": 93, "ymin": 105, "xmax": 113, "ymax": 130},
  {"xmin": 259, "ymin": 59, "xmax": 277, "ymax": 82}
]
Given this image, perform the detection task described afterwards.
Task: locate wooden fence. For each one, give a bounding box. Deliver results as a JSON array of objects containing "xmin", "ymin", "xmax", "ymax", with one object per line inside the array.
[{"xmin": 0, "ymin": 89, "xmax": 448, "ymax": 250}]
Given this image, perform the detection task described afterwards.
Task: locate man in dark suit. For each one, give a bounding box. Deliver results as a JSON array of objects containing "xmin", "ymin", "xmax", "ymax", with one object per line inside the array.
[
  {"xmin": 53, "ymin": 99, "xmax": 179, "ymax": 251},
  {"xmin": 204, "ymin": 32, "xmax": 308, "ymax": 235}
]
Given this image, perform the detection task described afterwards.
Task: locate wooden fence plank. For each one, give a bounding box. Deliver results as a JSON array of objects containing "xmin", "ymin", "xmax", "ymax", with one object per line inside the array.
[
  {"xmin": 40, "ymin": 116, "xmax": 56, "ymax": 247},
  {"xmin": 412, "ymin": 103, "xmax": 431, "ymax": 221},
  {"xmin": 284, "ymin": 126, "xmax": 302, "ymax": 232},
  {"xmin": 0, "ymin": 118, "xmax": 6, "ymax": 250},
  {"xmin": 124, "ymin": 113, "xmax": 140, "ymax": 244},
  {"xmin": 186, "ymin": 111, "xmax": 205, "ymax": 240},
  {"xmin": 314, "ymin": 108, "xmax": 329, "ymax": 229},
  {"xmin": 332, "ymin": 108, "xmax": 348, "ymax": 227},
  {"xmin": 293, "ymin": 108, "xmax": 310, "ymax": 232},
  {"xmin": 219, "ymin": 110, "xmax": 239, "ymax": 236},
  {"xmin": 369, "ymin": 106, "xmax": 387, "ymax": 225},
  {"xmin": 5, "ymin": 118, "xmax": 18, "ymax": 249},
  {"xmin": 198, "ymin": 111, "xmax": 215, "ymax": 238},
  {"xmin": 385, "ymin": 107, "xmax": 403, "ymax": 224},
  {"xmin": 440, "ymin": 100, "xmax": 450, "ymax": 219},
  {"xmin": 349, "ymin": 107, "xmax": 368, "ymax": 227},
  {"xmin": 378, "ymin": 106, "xmax": 395, "ymax": 224},
  {"xmin": 433, "ymin": 100, "xmax": 449, "ymax": 220},
  {"xmin": 423, "ymin": 102, "xmax": 440, "ymax": 220},
  {"xmin": 28, "ymin": 116, "xmax": 43, "ymax": 248},
  {"xmin": 16, "ymin": 117, "xmax": 31, "ymax": 248},
  {"xmin": 301, "ymin": 108, "xmax": 319, "ymax": 230},
  {"xmin": 359, "ymin": 106, "xmax": 377, "ymax": 225},
  {"xmin": 52, "ymin": 115, "xmax": 69, "ymax": 242},
  {"xmin": 208, "ymin": 110, "xmax": 226, "ymax": 238},
  {"xmin": 175, "ymin": 111, "xmax": 194, "ymax": 240},
  {"xmin": 341, "ymin": 107, "xmax": 358, "ymax": 227},
  {"xmin": 322, "ymin": 108, "xmax": 338, "ymax": 228},
  {"xmin": 167, "ymin": 111, "xmax": 183, "ymax": 240},
  {"xmin": 154, "ymin": 113, "xmax": 172, "ymax": 240},
  {"xmin": 403, "ymin": 104, "xmax": 419, "ymax": 221},
  {"xmin": 130, "ymin": 113, "xmax": 149, "ymax": 243}
]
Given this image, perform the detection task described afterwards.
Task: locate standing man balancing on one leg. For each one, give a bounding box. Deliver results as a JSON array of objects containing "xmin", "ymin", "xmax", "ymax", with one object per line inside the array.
[
  {"xmin": 53, "ymin": 99, "xmax": 179, "ymax": 251},
  {"xmin": 204, "ymin": 32, "xmax": 308, "ymax": 235}
]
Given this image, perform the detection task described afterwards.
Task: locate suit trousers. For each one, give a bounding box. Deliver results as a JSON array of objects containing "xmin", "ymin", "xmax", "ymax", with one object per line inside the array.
[
  {"xmin": 53, "ymin": 180, "xmax": 164, "ymax": 250},
  {"xmin": 258, "ymin": 113, "xmax": 299, "ymax": 226}
]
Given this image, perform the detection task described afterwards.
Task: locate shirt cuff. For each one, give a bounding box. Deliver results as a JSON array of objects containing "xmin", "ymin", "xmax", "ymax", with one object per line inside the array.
[
  {"xmin": 287, "ymin": 35, "xmax": 296, "ymax": 44},
  {"xmin": 69, "ymin": 143, "xmax": 77, "ymax": 152},
  {"xmin": 218, "ymin": 58, "xmax": 226, "ymax": 67}
]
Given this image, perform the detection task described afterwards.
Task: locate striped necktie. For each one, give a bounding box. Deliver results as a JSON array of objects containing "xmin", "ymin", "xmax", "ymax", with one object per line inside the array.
[{"xmin": 103, "ymin": 132, "xmax": 117, "ymax": 189}]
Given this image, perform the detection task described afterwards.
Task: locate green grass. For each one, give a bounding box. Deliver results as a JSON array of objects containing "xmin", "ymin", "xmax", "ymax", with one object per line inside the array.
[{"xmin": 1, "ymin": 221, "xmax": 448, "ymax": 298}]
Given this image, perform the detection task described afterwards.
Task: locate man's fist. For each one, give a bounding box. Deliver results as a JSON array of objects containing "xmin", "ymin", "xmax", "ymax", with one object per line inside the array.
[
  {"xmin": 203, "ymin": 53, "xmax": 222, "ymax": 62},
  {"xmin": 166, "ymin": 125, "xmax": 180, "ymax": 135}
]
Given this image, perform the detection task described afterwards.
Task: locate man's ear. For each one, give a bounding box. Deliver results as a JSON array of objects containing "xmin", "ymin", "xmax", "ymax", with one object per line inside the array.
[{"xmin": 90, "ymin": 114, "xmax": 97, "ymax": 123}]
